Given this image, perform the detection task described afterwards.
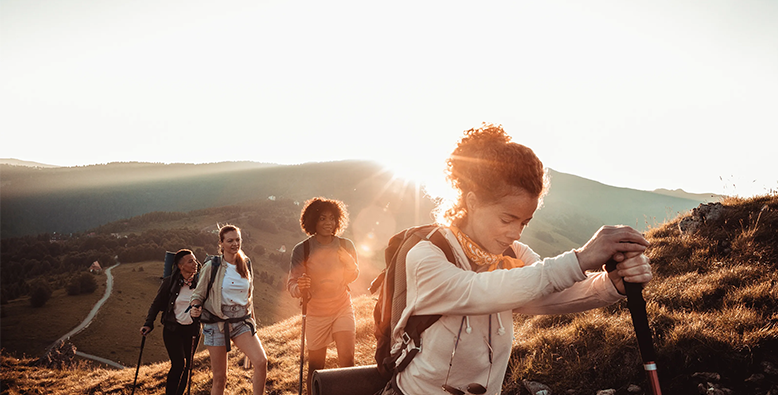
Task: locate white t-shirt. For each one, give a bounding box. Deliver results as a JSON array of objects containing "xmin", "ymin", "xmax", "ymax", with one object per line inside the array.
[
  {"xmin": 222, "ymin": 261, "xmax": 250, "ymax": 306},
  {"xmin": 174, "ymin": 286, "xmax": 195, "ymax": 325}
]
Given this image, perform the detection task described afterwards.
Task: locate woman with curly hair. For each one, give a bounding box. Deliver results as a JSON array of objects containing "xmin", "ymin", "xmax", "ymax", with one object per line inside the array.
[
  {"xmin": 379, "ymin": 124, "xmax": 654, "ymax": 395},
  {"xmin": 287, "ymin": 197, "xmax": 359, "ymax": 394}
]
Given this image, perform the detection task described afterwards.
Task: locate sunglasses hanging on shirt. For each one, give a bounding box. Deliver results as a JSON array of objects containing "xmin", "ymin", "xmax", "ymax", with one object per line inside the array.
[{"xmin": 442, "ymin": 316, "xmax": 493, "ymax": 395}]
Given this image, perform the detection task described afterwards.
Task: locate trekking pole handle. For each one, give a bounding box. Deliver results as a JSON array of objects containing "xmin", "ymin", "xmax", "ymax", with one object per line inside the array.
[
  {"xmin": 185, "ymin": 304, "xmax": 201, "ymax": 313},
  {"xmin": 605, "ymin": 255, "xmax": 662, "ymax": 395}
]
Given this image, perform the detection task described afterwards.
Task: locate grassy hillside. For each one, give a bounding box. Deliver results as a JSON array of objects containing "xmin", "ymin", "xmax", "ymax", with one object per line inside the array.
[
  {"xmin": 535, "ymin": 170, "xmax": 715, "ymax": 246},
  {"xmin": 2, "ymin": 194, "xmax": 776, "ymax": 395}
]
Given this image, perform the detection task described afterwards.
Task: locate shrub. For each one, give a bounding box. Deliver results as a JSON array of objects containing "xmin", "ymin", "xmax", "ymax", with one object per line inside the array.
[
  {"xmin": 29, "ymin": 279, "xmax": 53, "ymax": 307},
  {"xmin": 78, "ymin": 273, "xmax": 98, "ymax": 294},
  {"xmin": 66, "ymin": 272, "xmax": 98, "ymax": 295},
  {"xmin": 66, "ymin": 279, "xmax": 81, "ymax": 295}
]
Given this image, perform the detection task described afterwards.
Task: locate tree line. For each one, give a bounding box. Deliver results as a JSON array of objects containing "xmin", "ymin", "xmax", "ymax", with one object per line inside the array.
[
  {"xmin": 0, "ymin": 228, "xmax": 219, "ymax": 305},
  {"xmin": 1, "ymin": 199, "xmax": 306, "ymax": 308}
]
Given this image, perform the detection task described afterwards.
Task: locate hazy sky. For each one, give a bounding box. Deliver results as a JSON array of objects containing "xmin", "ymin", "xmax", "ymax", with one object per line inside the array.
[{"xmin": 2, "ymin": 0, "xmax": 776, "ymax": 197}]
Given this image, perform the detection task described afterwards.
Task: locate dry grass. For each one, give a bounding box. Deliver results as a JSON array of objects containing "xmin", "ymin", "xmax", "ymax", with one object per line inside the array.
[
  {"xmin": 505, "ymin": 194, "xmax": 778, "ymax": 394},
  {"xmin": 0, "ymin": 295, "xmax": 379, "ymax": 395},
  {"xmin": 2, "ymin": 194, "xmax": 778, "ymax": 394},
  {"xmin": 0, "ymin": 278, "xmax": 105, "ymax": 358}
]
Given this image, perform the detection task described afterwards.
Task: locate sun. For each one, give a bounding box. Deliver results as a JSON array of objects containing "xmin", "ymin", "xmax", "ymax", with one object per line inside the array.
[{"xmin": 377, "ymin": 156, "xmax": 451, "ymax": 200}]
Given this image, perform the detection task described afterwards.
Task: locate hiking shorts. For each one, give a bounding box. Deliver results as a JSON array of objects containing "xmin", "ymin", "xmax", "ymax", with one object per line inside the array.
[
  {"xmin": 202, "ymin": 305, "xmax": 253, "ymax": 347},
  {"xmin": 306, "ymin": 304, "xmax": 355, "ymax": 350}
]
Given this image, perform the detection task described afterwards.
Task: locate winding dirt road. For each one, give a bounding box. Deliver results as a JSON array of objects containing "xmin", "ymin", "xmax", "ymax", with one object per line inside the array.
[{"xmin": 49, "ymin": 262, "xmax": 127, "ymax": 369}]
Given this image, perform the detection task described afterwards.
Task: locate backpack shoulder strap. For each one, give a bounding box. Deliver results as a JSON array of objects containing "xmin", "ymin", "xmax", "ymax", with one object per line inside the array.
[
  {"xmin": 303, "ymin": 238, "xmax": 311, "ymax": 268},
  {"xmin": 426, "ymin": 227, "xmax": 456, "ymax": 264},
  {"xmin": 404, "ymin": 226, "xmax": 456, "ymax": 334},
  {"xmin": 202, "ymin": 255, "xmax": 221, "ymax": 305},
  {"xmin": 388, "ymin": 226, "xmax": 458, "ymax": 373},
  {"xmin": 339, "ymin": 237, "xmax": 357, "ymax": 261}
]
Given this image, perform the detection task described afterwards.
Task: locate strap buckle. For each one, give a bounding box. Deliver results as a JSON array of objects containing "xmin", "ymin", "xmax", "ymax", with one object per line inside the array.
[{"xmin": 396, "ymin": 334, "xmax": 422, "ymax": 372}]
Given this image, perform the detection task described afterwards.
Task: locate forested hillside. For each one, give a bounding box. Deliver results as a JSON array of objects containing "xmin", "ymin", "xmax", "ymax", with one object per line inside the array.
[
  {"xmin": 1, "ymin": 160, "xmax": 709, "ymax": 242},
  {"xmin": 1, "ymin": 160, "xmax": 407, "ymax": 237}
]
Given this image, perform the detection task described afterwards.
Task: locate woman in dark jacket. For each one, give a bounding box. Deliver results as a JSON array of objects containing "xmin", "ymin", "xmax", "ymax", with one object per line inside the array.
[{"xmin": 140, "ymin": 249, "xmax": 201, "ymax": 395}]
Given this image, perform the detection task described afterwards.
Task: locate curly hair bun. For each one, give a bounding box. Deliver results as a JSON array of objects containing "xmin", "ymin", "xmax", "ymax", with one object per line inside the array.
[
  {"xmin": 459, "ymin": 123, "xmax": 513, "ymax": 148},
  {"xmin": 442, "ymin": 123, "xmax": 548, "ymax": 223}
]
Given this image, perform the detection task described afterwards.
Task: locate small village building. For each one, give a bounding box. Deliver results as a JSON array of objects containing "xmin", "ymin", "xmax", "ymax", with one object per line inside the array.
[{"xmin": 89, "ymin": 261, "xmax": 102, "ymax": 274}]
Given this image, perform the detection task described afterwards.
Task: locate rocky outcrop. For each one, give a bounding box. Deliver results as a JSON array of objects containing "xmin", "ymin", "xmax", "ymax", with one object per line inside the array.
[
  {"xmin": 38, "ymin": 339, "xmax": 76, "ymax": 369},
  {"xmin": 678, "ymin": 202, "xmax": 726, "ymax": 234}
]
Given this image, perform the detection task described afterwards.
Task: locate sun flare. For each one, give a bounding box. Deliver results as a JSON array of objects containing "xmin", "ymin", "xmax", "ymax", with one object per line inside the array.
[{"xmin": 378, "ymin": 156, "xmax": 451, "ymax": 201}]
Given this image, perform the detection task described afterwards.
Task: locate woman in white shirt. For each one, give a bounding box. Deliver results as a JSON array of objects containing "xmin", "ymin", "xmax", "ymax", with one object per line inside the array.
[
  {"xmin": 383, "ymin": 124, "xmax": 654, "ymax": 395},
  {"xmin": 141, "ymin": 249, "xmax": 200, "ymax": 395},
  {"xmin": 190, "ymin": 225, "xmax": 268, "ymax": 395}
]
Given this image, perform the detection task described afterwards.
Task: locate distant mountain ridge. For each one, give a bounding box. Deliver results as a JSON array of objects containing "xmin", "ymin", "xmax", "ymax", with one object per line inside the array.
[
  {"xmin": 0, "ymin": 160, "xmax": 716, "ymax": 258},
  {"xmin": 0, "ymin": 159, "xmax": 428, "ymax": 237},
  {"xmin": 0, "ymin": 158, "xmax": 60, "ymax": 168},
  {"xmin": 652, "ymin": 188, "xmax": 720, "ymax": 201}
]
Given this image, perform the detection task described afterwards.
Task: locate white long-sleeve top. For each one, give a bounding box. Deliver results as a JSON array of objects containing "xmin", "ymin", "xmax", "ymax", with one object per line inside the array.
[{"xmin": 393, "ymin": 228, "xmax": 624, "ymax": 395}]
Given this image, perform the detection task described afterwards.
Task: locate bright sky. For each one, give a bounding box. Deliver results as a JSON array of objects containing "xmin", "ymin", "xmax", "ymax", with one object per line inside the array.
[{"xmin": 1, "ymin": 0, "xmax": 776, "ymax": 198}]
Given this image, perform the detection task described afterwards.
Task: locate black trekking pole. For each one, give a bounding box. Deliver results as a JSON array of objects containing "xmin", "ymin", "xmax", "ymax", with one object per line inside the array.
[
  {"xmin": 186, "ymin": 267, "xmax": 202, "ymax": 395},
  {"xmin": 131, "ymin": 335, "xmax": 146, "ymax": 395},
  {"xmin": 606, "ymin": 258, "xmax": 662, "ymax": 395},
  {"xmin": 298, "ymin": 289, "xmax": 310, "ymax": 395},
  {"xmin": 187, "ymin": 329, "xmax": 198, "ymax": 395}
]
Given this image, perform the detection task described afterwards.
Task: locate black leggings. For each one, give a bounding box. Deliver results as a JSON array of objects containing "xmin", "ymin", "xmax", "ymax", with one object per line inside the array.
[{"xmin": 163, "ymin": 324, "xmax": 201, "ymax": 395}]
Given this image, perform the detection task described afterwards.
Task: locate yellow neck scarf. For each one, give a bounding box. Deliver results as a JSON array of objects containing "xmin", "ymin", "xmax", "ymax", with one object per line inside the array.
[{"xmin": 450, "ymin": 226, "xmax": 525, "ymax": 272}]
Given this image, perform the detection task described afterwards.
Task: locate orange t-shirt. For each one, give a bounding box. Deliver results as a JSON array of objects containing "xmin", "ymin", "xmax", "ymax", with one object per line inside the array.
[{"xmin": 288, "ymin": 237, "xmax": 359, "ymax": 317}]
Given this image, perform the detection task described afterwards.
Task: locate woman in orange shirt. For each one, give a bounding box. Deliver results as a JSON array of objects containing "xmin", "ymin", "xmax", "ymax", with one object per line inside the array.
[{"xmin": 287, "ymin": 197, "xmax": 359, "ymax": 394}]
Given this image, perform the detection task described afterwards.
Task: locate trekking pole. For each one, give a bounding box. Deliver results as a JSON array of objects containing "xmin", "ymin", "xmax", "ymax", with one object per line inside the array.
[
  {"xmin": 131, "ymin": 335, "xmax": 146, "ymax": 395},
  {"xmin": 186, "ymin": 332, "xmax": 197, "ymax": 395},
  {"xmin": 187, "ymin": 267, "xmax": 202, "ymax": 395},
  {"xmin": 298, "ymin": 288, "xmax": 310, "ymax": 395},
  {"xmin": 606, "ymin": 258, "xmax": 662, "ymax": 395}
]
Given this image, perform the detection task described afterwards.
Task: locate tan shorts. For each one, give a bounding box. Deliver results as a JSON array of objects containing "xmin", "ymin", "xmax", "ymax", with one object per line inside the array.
[{"xmin": 305, "ymin": 304, "xmax": 356, "ymax": 350}]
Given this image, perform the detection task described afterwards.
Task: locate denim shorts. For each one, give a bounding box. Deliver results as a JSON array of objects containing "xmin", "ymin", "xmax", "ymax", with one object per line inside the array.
[{"xmin": 202, "ymin": 305, "xmax": 253, "ymax": 347}]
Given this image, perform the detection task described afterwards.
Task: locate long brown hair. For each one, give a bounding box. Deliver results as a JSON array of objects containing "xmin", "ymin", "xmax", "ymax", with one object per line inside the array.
[{"xmin": 218, "ymin": 224, "xmax": 249, "ymax": 279}]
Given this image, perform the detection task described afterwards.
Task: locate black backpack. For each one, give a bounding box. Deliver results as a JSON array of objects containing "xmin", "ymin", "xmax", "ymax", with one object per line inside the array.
[
  {"xmin": 369, "ymin": 225, "xmax": 456, "ymax": 379},
  {"xmin": 201, "ymin": 255, "xmax": 221, "ymax": 307}
]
